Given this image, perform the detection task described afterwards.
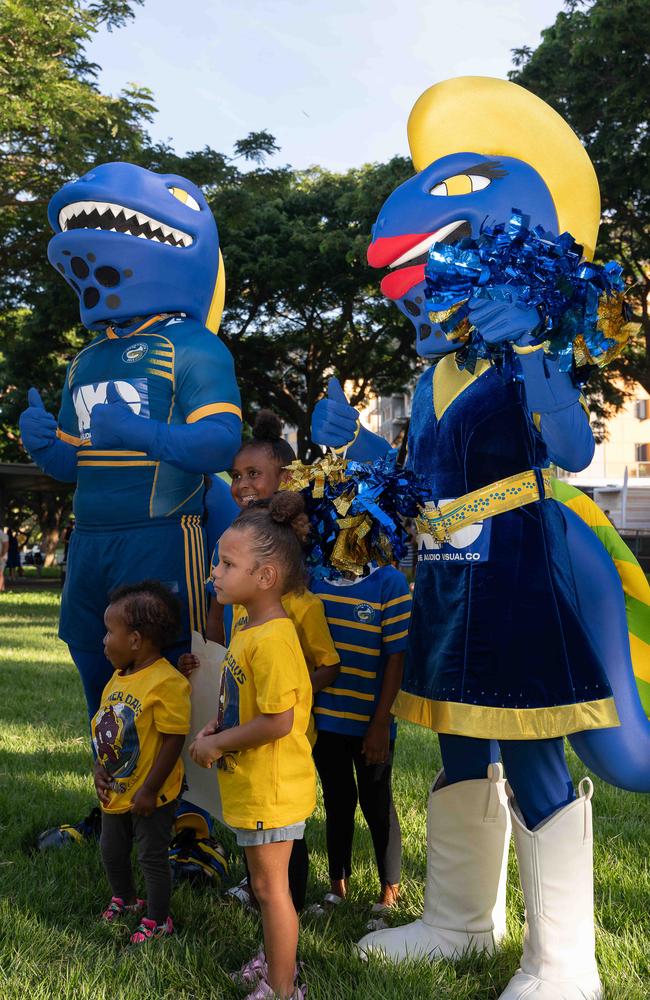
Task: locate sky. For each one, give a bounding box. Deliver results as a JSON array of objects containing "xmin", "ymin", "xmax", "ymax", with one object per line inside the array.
[{"xmin": 88, "ymin": 0, "xmax": 566, "ymax": 172}]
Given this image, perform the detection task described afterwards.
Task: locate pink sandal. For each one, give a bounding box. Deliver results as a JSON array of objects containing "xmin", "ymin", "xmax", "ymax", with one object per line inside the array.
[
  {"xmin": 100, "ymin": 896, "xmax": 146, "ymax": 922},
  {"xmin": 129, "ymin": 915, "xmax": 174, "ymax": 945}
]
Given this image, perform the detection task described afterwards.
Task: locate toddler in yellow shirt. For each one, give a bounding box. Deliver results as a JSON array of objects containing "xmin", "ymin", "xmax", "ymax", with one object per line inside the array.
[
  {"xmin": 92, "ymin": 581, "xmax": 191, "ymax": 945},
  {"xmin": 190, "ymin": 492, "xmax": 314, "ymax": 1000}
]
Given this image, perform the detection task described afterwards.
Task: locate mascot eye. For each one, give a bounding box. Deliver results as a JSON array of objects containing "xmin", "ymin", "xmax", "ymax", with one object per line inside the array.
[
  {"xmin": 169, "ymin": 187, "xmax": 201, "ymax": 211},
  {"xmin": 430, "ymin": 174, "xmax": 492, "ymax": 196}
]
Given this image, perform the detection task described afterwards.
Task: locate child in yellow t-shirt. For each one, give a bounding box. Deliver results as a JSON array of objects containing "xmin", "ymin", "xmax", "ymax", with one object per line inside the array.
[
  {"xmin": 92, "ymin": 581, "xmax": 191, "ymax": 946},
  {"xmin": 190, "ymin": 493, "xmax": 314, "ymax": 1000},
  {"xmin": 181, "ymin": 411, "xmax": 339, "ymax": 913}
]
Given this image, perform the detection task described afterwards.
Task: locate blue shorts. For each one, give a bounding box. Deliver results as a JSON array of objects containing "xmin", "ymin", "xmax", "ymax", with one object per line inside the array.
[{"xmin": 59, "ymin": 516, "xmax": 207, "ymax": 652}]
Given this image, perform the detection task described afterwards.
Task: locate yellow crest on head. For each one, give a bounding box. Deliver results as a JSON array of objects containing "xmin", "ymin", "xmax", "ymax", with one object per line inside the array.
[
  {"xmin": 206, "ymin": 249, "xmax": 226, "ymax": 334},
  {"xmin": 407, "ymin": 76, "xmax": 600, "ymax": 260}
]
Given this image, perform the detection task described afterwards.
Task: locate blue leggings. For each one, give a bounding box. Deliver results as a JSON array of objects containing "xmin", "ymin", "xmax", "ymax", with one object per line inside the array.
[{"xmin": 438, "ymin": 734, "xmax": 575, "ymax": 829}]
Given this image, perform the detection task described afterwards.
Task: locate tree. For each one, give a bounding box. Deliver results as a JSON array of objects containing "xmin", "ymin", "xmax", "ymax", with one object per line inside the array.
[{"xmin": 510, "ymin": 0, "xmax": 650, "ymax": 415}]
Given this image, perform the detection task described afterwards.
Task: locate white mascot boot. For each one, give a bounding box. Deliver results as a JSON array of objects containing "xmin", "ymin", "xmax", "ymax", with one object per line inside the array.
[
  {"xmin": 358, "ymin": 763, "xmax": 510, "ymax": 961},
  {"xmin": 500, "ymin": 778, "xmax": 602, "ymax": 1000}
]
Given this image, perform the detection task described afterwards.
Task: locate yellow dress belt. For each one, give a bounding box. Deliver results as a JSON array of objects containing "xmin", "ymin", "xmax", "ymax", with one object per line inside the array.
[{"xmin": 415, "ymin": 468, "xmax": 553, "ymax": 542}]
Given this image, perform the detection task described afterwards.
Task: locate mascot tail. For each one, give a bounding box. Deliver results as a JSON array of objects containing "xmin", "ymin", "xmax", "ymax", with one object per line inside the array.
[{"xmin": 555, "ymin": 485, "xmax": 650, "ymax": 792}]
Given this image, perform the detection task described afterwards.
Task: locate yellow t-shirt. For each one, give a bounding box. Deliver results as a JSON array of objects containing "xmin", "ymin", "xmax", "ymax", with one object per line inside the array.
[
  {"xmin": 91, "ymin": 657, "xmax": 191, "ymax": 814},
  {"xmin": 232, "ymin": 590, "xmax": 339, "ymax": 745},
  {"xmin": 217, "ymin": 617, "xmax": 316, "ymax": 829}
]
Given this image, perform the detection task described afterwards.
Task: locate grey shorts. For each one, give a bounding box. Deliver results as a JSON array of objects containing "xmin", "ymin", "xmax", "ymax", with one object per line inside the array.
[{"xmin": 233, "ymin": 821, "xmax": 306, "ymax": 847}]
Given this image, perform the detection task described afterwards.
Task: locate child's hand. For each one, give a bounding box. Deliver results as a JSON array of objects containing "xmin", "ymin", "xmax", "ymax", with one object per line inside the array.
[
  {"xmin": 195, "ymin": 718, "xmax": 219, "ymax": 739},
  {"xmin": 362, "ymin": 718, "xmax": 391, "ymax": 765},
  {"xmin": 93, "ymin": 763, "xmax": 112, "ymax": 806},
  {"xmin": 189, "ymin": 734, "xmax": 223, "ymax": 769},
  {"xmin": 177, "ymin": 653, "xmax": 200, "ymax": 677},
  {"xmin": 130, "ymin": 785, "xmax": 157, "ymax": 816}
]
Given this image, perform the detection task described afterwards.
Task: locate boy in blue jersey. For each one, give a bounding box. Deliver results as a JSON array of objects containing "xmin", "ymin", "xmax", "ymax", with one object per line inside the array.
[{"xmin": 312, "ymin": 564, "xmax": 411, "ymax": 919}]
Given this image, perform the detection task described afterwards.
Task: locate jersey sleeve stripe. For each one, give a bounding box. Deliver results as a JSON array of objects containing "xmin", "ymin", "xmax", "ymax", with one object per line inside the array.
[
  {"xmin": 57, "ymin": 428, "xmax": 82, "ymax": 447},
  {"xmin": 384, "ymin": 628, "xmax": 409, "ymax": 642},
  {"xmin": 383, "ymin": 611, "xmax": 411, "ymax": 626},
  {"xmin": 146, "ymin": 368, "xmax": 174, "ymax": 382},
  {"xmin": 382, "ymin": 594, "xmax": 412, "ymax": 610},
  {"xmin": 186, "ymin": 402, "xmax": 242, "ymax": 423}
]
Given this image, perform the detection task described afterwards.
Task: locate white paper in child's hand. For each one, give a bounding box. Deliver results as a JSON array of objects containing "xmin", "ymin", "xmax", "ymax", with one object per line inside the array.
[{"xmin": 181, "ymin": 631, "xmax": 226, "ymax": 822}]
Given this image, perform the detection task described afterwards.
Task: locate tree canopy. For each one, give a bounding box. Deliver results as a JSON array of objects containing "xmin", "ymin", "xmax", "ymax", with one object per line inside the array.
[{"xmin": 510, "ymin": 0, "xmax": 650, "ymax": 416}]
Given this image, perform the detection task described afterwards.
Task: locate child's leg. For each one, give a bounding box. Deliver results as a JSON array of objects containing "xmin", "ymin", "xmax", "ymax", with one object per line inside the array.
[
  {"xmin": 288, "ymin": 836, "xmax": 309, "ymax": 912},
  {"xmin": 241, "ymin": 836, "xmax": 309, "ymax": 912},
  {"xmin": 100, "ymin": 811, "xmax": 137, "ymax": 903},
  {"xmin": 133, "ymin": 802, "xmax": 177, "ymax": 924},
  {"xmin": 246, "ymin": 841, "xmax": 296, "ymax": 999},
  {"xmin": 313, "ymin": 731, "xmax": 357, "ymax": 891},
  {"xmin": 353, "ymin": 739, "xmax": 402, "ymax": 895}
]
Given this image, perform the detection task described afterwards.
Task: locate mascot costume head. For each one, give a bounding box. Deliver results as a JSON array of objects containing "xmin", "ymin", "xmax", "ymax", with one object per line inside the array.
[
  {"xmin": 47, "ymin": 162, "xmax": 225, "ymax": 332},
  {"xmin": 367, "ymin": 76, "xmax": 601, "ymax": 357}
]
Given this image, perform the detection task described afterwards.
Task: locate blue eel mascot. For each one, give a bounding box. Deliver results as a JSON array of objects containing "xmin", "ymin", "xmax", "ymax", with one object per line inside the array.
[
  {"xmin": 312, "ymin": 77, "xmax": 650, "ymax": 999},
  {"xmin": 19, "ymin": 162, "xmax": 241, "ymax": 873}
]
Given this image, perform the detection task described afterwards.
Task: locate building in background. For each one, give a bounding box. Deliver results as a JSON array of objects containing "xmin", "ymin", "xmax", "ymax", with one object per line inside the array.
[{"xmin": 557, "ymin": 380, "xmax": 650, "ymax": 532}]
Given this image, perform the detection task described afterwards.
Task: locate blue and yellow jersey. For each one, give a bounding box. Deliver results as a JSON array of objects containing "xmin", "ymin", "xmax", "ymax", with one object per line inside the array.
[
  {"xmin": 56, "ymin": 315, "xmax": 241, "ymax": 528},
  {"xmin": 313, "ymin": 566, "xmax": 412, "ymax": 738}
]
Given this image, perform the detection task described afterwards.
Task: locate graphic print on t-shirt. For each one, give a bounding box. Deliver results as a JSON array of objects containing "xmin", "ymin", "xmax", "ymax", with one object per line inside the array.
[{"xmin": 93, "ymin": 702, "xmax": 140, "ymax": 790}]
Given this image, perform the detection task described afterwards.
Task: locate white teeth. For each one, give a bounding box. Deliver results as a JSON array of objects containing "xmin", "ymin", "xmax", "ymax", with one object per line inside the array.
[
  {"xmin": 57, "ymin": 200, "xmax": 193, "ymax": 246},
  {"xmin": 388, "ymin": 220, "xmax": 467, "ymax": 269}
]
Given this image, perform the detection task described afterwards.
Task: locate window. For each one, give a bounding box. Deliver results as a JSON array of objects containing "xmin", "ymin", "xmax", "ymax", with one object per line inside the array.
[
  {"xmin": 634, "ymin": 443, "xmax": 650, "ymax": 463},
  {"xmin": 635, "ymin": 399, "xmax": 648, "ymax": 421}
]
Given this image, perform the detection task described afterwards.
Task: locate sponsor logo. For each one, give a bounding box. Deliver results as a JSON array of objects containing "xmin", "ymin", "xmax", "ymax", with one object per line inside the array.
[
  {"xmin": 72, "ymin": 378, "xmax": 150, "ymax": 439},
  {"xmin": 354, "ymin": 602, "xmax": 376, "ymax": 624},
  {"xmin": 122, "ymin": 342, "xmax": 148, "ymax": 363},
  {"xmin": 417, "ymin": 499, "xmax": 492, "ymax": 564}
]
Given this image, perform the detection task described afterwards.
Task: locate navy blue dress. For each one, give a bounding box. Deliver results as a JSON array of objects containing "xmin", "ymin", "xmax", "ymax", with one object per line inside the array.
[{"xmin": 394, "ymin": 354, "xmax": 618, "ymax": 740}]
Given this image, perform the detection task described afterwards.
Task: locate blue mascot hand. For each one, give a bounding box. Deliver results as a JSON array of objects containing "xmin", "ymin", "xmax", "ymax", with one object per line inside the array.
[
  {"xmin": 468, "ymin": 287, "xmax": 541, "ymax": 345},
  {"xmin": 311, "ymin": 377, "xmax": 360, "ymax": 450},
  {"xmin": 90, "ymin": 381, "xmax": 144, "ymax": 450},
  {"xmin": 19, "ymin": 388, "xmax": 58, "ymax": 454}
]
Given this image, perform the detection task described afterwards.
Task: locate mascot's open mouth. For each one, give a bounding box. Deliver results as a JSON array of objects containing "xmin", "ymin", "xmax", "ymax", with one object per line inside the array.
[
  {"xmin": 57, "ymin": 201, "xmax": 193, "ymax": 248},
  {"xmin": 369, "ymin": 219, "xmax": 471, "ymax": 299}
]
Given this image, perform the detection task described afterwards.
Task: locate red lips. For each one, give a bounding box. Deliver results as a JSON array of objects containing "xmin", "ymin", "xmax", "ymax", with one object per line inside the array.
[
  {"xmin": 368, "ymin": 232, "xmax": 432, "ymax": 300},
  {"xmin": 380, "ymin": 265, "xmax": 426, "ymax": 299}
]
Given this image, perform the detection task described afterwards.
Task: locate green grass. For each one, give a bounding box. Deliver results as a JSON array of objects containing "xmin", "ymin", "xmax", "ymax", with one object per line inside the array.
[{"xmin": 0, "ymin": 591, "xmax": 649, "ymax": 999}]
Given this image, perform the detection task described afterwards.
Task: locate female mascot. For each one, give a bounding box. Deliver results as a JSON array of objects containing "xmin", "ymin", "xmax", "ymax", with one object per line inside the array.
[{"xmin": 312, "ymin": 77, "xmax": 650, "ymax": 999}]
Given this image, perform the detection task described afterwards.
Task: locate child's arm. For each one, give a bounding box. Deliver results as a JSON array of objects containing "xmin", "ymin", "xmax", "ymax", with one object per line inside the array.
[
  {"xmin": 362, "ymin": 652, "xmax": 404, "ymax": 765},
  {"xmin": 93, "ymin": 761, "xmax": 112, "ymax": 806},
  {"xmin": 131, "ymin": 733, "xmax": 186, "ymax": 816},
  {"xmin": 310, "ymin": 661, "xmax": 340, "ymax": 693},
  {"xmin": 190, "ymin": 709, "xmax": 294, "ymax": 769},
  {"xmin": 205, "ymin": 598, "xmax": 226, "ymax": 645}
]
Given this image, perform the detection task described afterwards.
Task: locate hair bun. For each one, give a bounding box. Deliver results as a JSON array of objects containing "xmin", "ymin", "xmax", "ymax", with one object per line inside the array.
[
  {"xmin": 252, "ymin": 410, "xmax": 283, "ymax": 442},
  {"xmin": 269, "ymin": 491, "xmax": 305, "ymax": 526}
]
